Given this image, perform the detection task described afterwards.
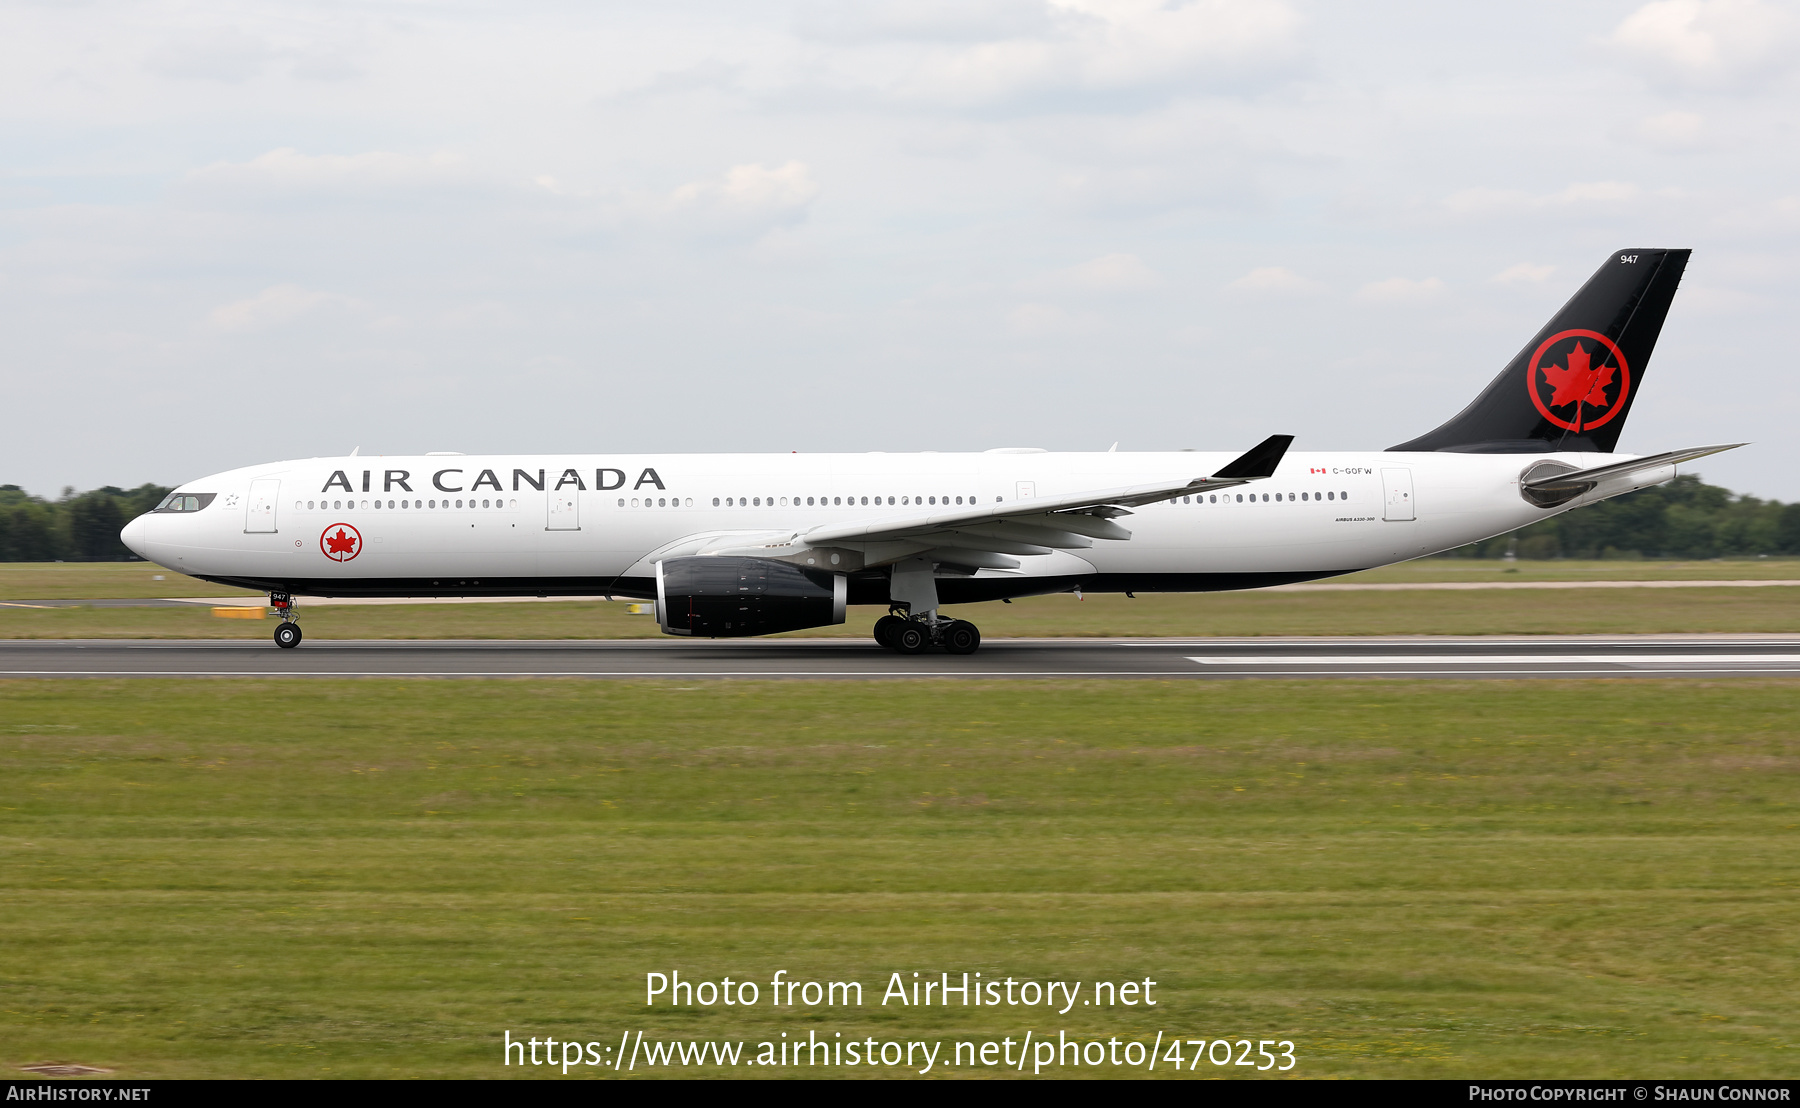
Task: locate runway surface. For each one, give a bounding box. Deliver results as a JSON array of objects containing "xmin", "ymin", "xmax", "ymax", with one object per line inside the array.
[{"xmin": 4, "ymin": 635, "xmax": 1800, "ymax": 679}]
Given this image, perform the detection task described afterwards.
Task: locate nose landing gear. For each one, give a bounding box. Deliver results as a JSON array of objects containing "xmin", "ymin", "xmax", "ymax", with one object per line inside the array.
[{"xmin": 271, "ymin": 593, "xmax": 302, "ymax": 649}]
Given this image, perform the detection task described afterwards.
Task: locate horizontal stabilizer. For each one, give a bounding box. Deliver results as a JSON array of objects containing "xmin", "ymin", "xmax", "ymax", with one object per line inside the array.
[
  {"xmin": 1211, "ymin": 435, "xmax": 1294, "ymax": 480},
  {"xmin": 1522, "ymin": 443, "xmax": 1746, "ymax": 490}
]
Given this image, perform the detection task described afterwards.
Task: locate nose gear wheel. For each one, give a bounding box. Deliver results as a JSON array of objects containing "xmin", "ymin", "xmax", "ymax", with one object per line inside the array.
[{"xmin": 270, "ymin": 592, "xmax": 302, "ymax": 649}]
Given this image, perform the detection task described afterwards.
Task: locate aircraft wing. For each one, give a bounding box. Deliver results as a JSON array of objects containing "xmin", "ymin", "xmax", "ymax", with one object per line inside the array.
[{"xmin": 790, "ymin": 435, "xmax": 1294, "ymax": 565}]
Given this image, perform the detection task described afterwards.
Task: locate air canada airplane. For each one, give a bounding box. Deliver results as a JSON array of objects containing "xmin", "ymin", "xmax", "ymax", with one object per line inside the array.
[{"xmin": 122, "ymin": 248, "xmax": 1738, "ymax": 654}]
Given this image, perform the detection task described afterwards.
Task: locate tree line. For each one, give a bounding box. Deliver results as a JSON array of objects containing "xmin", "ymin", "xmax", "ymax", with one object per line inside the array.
[
  {"xmin": 2, "ymin": 473, "xmax": 1799, "ymax": 562},
  {"xmin": 1441, "ymin": 474, "xmax": 1800, "ymax": 559},
  {"xmin": 0, "ymin": 484, "xmax": 170, "ymax": 561}
]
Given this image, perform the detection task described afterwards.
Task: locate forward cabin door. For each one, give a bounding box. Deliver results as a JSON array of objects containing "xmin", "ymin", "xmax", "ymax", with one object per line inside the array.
[
  {"xmin": 547, "ymin": 488, "xmax": 579, "ymax": 531},
  {"xmin": 245, "ymin": 478, "xmax": 280, "ymax": 533},
  {"xmin": 1381, "ymin": 468, "xmax": 1415, "ymax": 521}
]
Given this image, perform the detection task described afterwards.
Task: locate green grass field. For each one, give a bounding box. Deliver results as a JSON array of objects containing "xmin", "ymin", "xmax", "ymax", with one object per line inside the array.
[{"xmin": 3, "ymin": 678, "xmax": 1797, "ymax": 1078}]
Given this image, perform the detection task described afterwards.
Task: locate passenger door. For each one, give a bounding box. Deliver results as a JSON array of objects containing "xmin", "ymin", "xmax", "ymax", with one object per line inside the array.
[
  {"xmin": 1381, "ymin": 468, "xmax": 1415, "ymax": 521},
  {"xmin": 245, "ymin": 478, "xmax": 280, "ymax": 533},
  {"xmin": 547, "ymin": 489, "xmax": 579, "ymax": 530}
]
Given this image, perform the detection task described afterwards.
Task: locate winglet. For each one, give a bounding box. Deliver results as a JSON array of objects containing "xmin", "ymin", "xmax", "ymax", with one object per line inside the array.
[{"xmin": 1210, "ymin": 435, "xmax": 1294, "ymax": 481}]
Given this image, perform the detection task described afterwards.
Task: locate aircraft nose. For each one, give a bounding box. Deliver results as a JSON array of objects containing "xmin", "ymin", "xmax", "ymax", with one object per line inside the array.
[{"xmin": 120, "ymin": 515, "xmax": 148, "ymax": 558}]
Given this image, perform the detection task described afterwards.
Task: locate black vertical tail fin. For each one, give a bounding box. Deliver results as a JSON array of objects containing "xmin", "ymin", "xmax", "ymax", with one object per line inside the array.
[{"xmin": 1390, "ymin": 248, "xmax": 1690, "ymax": 453}]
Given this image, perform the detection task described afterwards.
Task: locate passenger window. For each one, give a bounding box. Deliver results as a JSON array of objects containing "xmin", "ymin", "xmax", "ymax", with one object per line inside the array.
[
  {"xmin": 712, "ymin": 498, "xmax": 720, "ymax": 507},
  {"xmin": 1341, "ymin": 491, "xmax": 1349, "ymax": 500},
  {"xmin": 1235, "ymin": 494, "xmax": 1242, "ymax": 503},
  {"xmin": 1327, "ymin": 492, "xmax": 1334, "ymax": 500},
  {"xmin": 619, "ymin": 499, "xmax": 626, "ymax": 508}
]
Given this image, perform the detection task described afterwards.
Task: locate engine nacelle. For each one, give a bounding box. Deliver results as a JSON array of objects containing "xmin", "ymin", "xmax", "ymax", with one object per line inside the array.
[{"xmin": 655, "ymin": 556, "xmax": 847, "ymax": 638}]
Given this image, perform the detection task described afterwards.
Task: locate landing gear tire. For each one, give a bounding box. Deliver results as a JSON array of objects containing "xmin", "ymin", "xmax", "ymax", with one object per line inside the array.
[
  {"xmin": 274, "ymin": 623, "xmax": 302, "ymax": 649},
  {"xmin": 892, "ymin": 623, "xmax": 930, "ymax": 655},
  {"xmin": 942, "ymin": 620, "xmax": 981, "ymax": 655},
  {"xmin": 873, "ymin": 614, "xmax": 906, "ymax": 649}
]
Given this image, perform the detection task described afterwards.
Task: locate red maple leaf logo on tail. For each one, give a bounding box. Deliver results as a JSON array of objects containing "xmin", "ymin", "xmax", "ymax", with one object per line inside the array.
[
  {"xmin": 325, "ymin": 528, "xmax": 357, "ymax": 556},
  {"xmin": 1539, "ymin": 341, "xmax": 1617, "ymax": 431}
]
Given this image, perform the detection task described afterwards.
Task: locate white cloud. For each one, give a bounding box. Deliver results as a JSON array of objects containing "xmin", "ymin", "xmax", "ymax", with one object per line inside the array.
[
  {"xmin": 1048, "ymin": 252, "xmax": 1161, "ymax": 292},
  {"xmin": 667, "ymin": 162, "xmax": 820, "ymax": 223},
  {"xmin": 1356, "ymin": 276, "xmax": 1443, "ymax": 304},
  {"xmin": 795, "ymin": 1, "xmax": 1052, "ymax": 44},
  {"xmin": 185, "ymin": 148, "xmax": 472, "ymax": 195},
  {"xmin": 1228, "ymin": 265, "xmax": 1321, "ymax": 294},
  {"xmin": 1492, "ymin": 263, "xmax": 1557, "ymax": 284},
  {"xmin": 1612, "ymin": 0, "xmax": 1797, "ymax": 88},
  {"xmin": 1006, "ymin": 301, "xmax": 1101, "ymax": 335},
  {"xmin": 896, "ymin": 0, "xmax": 1304, "ymax": 104},
  {"xmin": 1638, "ymin": 110, "xmax": 1707, "ymax": 148},
  {"xmin": 208, "ymin": 284, "xmax": 351, "ymax": 332},
  {"xmin": 1443, "ymin": 181, "xmax": 1640, "ymax": 216},
  {"xmin": 145, "ymin": 28, "xmax": 279, "ymax": 83}
]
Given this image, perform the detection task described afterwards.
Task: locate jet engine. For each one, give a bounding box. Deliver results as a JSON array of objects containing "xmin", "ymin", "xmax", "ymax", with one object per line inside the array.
[{"xmin": 655, "ymin": 556, "xmax": 847, "ymax": 638}]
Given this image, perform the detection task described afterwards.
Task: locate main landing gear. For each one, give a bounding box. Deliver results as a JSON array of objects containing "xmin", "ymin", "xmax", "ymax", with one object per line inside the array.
[
  {"xmin": 271, "ymin": 593, "xmax": 302, "ymax": 649},
  {"xmin": 876, "ymin": 555, "xmax": 981, "ymax": 655},
  {"xmin": 873, "ymin": 610, "xmax": 982, "ymax": 655}
]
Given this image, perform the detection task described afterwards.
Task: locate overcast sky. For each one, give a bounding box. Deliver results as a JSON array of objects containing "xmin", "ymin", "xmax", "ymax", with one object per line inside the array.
[{"xmin": 4, "ymin": 0, "xmax": 1797, "ymax": 498}]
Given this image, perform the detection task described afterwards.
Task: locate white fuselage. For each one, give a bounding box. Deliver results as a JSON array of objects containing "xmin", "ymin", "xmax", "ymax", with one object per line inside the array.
[{"xmin": 120, "ymin": 448, "xmax": 1657, "ymax": 598}]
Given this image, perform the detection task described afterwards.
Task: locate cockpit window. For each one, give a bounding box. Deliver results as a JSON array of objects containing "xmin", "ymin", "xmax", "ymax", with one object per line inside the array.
[{"xmin": 153, "ymin": 493, "xmax": 217, "ymax": 513}]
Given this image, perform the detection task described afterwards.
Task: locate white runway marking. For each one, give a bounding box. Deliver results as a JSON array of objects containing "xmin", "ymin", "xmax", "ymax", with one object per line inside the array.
[{"xmin": 1187, "ymin": 654, "xmax": 1800, "ymax": 666}]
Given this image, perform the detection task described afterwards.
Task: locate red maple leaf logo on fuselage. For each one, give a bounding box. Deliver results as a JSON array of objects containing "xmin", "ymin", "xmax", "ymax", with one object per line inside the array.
[{"xmin": 325, "ymin": 528, "xmax": 357, "ymax": 555}]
